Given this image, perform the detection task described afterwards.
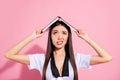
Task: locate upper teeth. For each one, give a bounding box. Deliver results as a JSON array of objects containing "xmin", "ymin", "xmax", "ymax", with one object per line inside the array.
[{"xmin": 57, "ymin": 41, "xmax": 62, "ymax": 44}]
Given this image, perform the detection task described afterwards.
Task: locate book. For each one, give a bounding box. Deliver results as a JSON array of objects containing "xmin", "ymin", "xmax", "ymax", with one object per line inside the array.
[
  {"xmin": 41, "ymin": 16, "xmax": 60, "ymax": 33},
  {"xmin": 41, "ymin": 16, "xmax": 78, "ymax": 33},
  {"xmin": 58, "ymin": 16, "xmax": 78, "ymax": 32}
]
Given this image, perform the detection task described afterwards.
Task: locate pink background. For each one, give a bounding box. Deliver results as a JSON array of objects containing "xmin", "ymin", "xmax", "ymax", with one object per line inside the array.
[{"xmin": 0, "ymin": 0, "xmax": 120, "ymax": 80}]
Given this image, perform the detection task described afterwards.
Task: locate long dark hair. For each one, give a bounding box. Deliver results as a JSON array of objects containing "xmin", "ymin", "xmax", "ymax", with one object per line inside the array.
[{"xmin": 42, "ymin": 20, "xmax": 78, "ymax": 80}]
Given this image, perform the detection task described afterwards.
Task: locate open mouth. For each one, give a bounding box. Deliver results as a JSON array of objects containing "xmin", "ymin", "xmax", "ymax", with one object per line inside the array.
[{"xmin": 56, "ymin": 41, "xmax": 63, "ymax": 45}]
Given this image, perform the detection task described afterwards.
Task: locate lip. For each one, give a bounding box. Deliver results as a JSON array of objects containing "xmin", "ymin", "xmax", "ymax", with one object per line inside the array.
[{"xmin": 56, "ymin": 41, "xmax": 63, "ymax": 45}]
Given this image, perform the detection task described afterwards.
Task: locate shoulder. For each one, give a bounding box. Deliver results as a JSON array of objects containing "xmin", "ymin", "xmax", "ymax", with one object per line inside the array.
[
  {"xmin": 74, "ymin": 52, "xmax": 92, "ymax": 69},
  {"xmin": 28, "ymin": 53, "xmax": 45, "ymax": 57},
  {"xmin": 28, "ymin": 53, "xmax": 45, "ymax": 61},
  {"xmin": 28, "ymin": 53, "xmax": 45, "ymax": 73},
  {"xmin": 74, "ymin": 52, "xmax": 91, "ymax": 59}
]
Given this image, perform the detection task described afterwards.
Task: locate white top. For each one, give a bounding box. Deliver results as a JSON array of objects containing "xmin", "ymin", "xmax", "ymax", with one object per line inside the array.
[{"xmin": 28, "ymin": 53, "xmax": 91, "ymax": 80}]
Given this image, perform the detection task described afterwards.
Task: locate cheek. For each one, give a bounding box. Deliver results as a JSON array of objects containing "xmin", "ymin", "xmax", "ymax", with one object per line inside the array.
[
  {"xmin": 51, "ymin": 36, "xmax": 56, "ymax": 44},
  {"xmin": 64, "ymin": 36, "xmax": 68, "ymax": 43}
]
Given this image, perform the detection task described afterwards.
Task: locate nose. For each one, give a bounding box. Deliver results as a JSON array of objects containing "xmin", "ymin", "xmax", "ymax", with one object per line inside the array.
[{"xmin": 58, "ymin": 33, "xmax": 63, "ymax": 40}]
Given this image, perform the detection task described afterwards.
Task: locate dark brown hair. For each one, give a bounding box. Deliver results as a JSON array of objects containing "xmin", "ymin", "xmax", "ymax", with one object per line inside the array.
[{"xmin": 42, "ymin": 21, "xmax": 78, "ymax": 80}]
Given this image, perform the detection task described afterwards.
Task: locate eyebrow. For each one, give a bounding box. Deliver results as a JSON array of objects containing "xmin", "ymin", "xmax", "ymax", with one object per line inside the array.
[
  {"xmin": 53, "ymin": 29, "xmax": 67, "ymax": 31},
  {"xmin": 52, "ymin": 30, "xmax": 58, "ymax": 32},
  {"xmin": 52, "ymin": 30, "xmax": 68, "ymax": 33}
]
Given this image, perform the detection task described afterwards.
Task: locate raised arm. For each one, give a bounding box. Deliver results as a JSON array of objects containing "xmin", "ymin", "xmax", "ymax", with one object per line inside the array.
[
  {"xmin": 76, "ymin": 29, "xmax": 112, "ymax": 65},
  {"xmin": 4, "ymin": 29, "xmax": 43, "ymax": 65}
]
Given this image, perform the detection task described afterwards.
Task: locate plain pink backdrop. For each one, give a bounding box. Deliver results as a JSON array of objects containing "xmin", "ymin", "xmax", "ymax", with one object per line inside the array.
[{"xmin": 0, "ymin": 0, "xmax": 120, "ymax": 80}]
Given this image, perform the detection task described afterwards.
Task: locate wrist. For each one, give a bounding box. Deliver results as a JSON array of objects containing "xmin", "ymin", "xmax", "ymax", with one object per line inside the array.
[
  {"xmin": 82, "ymin": 36, "xmax": 92, "ymax": 43},
  {"xmin": 27, "ymin": 34, "xmax": 36, "ymax": 41}
]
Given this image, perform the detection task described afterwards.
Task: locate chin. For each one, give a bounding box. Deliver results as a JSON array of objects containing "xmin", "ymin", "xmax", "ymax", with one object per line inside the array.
[{"xmin": 55, "ymin": 45, "xmax": 64, "ymax": 49}]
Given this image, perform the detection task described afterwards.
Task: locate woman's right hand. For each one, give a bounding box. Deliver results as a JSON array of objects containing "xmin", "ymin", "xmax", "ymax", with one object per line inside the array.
[
  {"xmin": 30, "ymin": 29, "xmax": 43, "ymax": 39},
  {"xmin": 4, "ymin": 29, "xmax": 44, "ymax": 65}
]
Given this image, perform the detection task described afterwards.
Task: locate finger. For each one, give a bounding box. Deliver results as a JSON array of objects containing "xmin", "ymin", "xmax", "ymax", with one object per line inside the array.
[
  {"xmin": 36, "ymin": 34, "xmax": 42, "ymax": 38},
  {"xmin": 35, "ymin": 29, "xmax": 38, "ymax": 35},
  {"xmin": 77, "ymin": 29, "xmax": 81, "ymax": 34},
  {"xmin": 38, "ymin": 29, "xmax": 42, "ymax": 34},
  {"xmin": 36, "ymin": 29, "xmax": 42, "ymax": 34},
  {"xmin": 75, "ymin": 30, "xmax": 81, "ymax": 37}
]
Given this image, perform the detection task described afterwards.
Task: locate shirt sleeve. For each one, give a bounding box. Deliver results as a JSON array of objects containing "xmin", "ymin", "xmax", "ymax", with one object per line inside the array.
[
  {"xmin": 28, "ymin": 54, "xmax": 45, "ymax": 74},
  {"xmin": 75, "ymin": 53, "xmax": 92, "ymax": 69}
]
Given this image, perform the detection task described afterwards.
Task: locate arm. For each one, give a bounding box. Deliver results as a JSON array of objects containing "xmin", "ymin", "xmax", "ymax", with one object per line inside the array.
[
  {"xmin": 4, "ymin": 29, "xmax": 43, "ymax": 65},
  {"xmin": 76, "ymin": 29, "xmax": 112, "ymax": 65}
]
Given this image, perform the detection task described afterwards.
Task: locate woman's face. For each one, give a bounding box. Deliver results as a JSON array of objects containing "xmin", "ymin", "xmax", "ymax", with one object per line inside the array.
[{"xmin": 51, "ymin": 25, "xmax": 69, "ymax": 49}]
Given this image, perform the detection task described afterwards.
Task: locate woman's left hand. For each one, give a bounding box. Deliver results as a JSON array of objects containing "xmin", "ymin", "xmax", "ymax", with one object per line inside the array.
[{"xmin": 76, "ymin": 29, "xmax": 89, "ymax": 40}]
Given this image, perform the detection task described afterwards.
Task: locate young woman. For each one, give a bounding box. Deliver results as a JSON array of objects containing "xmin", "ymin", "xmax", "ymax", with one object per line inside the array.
[{"xmin": 4, "ymin": 21, "xmax": 112, "ymax": 80}]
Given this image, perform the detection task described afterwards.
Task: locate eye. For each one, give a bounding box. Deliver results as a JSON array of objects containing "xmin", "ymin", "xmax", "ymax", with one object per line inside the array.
[
  {"xmin": 53, "ymin": 31, "xmax": 58, "ymax": 35},
  {"xmin": 62, "ymin": 31, "xmax": 67, "ymax": 35}
]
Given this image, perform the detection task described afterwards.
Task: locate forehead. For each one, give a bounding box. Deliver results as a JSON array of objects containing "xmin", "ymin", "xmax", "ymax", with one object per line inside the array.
[{"xmin": 52, "ymin": 25, "xmax": 68, "ymax": 32}]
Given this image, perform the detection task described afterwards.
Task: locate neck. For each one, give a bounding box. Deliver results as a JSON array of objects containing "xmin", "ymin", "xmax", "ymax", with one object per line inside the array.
[{"xmin": 54, "ymin": 47, "xmax": 66, "ymax": 56}]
